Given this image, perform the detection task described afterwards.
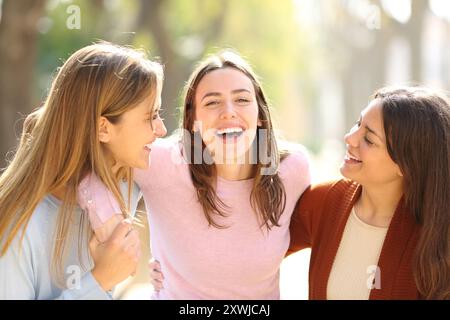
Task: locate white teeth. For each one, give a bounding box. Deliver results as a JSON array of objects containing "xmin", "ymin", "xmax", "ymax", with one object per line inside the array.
[
  {"xmin": 216, "ymin": 127, "xmax": 243, "ymax": 135},
  {"xmin": 346, "ymin": 153, "xmax": 361, "ymax": 162}
]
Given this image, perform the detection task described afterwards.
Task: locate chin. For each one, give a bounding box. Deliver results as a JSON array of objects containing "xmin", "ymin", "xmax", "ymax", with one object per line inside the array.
[
  {"xmin": 134, "ymin": 160, "xmax": 150, "ymax": 170},
  {"xmin": 339, "ymin": 165, "xmax": 353, "ymax": 181}
]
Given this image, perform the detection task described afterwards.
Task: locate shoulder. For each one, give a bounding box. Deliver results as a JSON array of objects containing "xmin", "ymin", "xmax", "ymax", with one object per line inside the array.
[
  {"xmin": 27, "ymin": 196, "xmax": 60, "ymax": 238},
  {"xmin": 134, "ymin": 136, "xmax": 189, "ymax": 190},
  {"xmin": 1, "ymin": 195, "xmax": 60, "ymax": 261},
  {"xmin": 280, "ymin": 141, "xmax": 311, "ymax": 168},
  {"xmin": 300, "ymin": 179, "xmax": 359, "ymax": 210},
  {"xmin": 151, "ymin": 136, "xmax": 183, "ymax": 159},
  {"xmin": 278, "ymin": 141, "xmax": 312, "ymax": 189}
]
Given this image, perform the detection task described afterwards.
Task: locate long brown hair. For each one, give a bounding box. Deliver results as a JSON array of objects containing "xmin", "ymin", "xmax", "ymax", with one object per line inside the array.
[
  {"xmin": 181, "ymin": 50, "xmax": 287, "ymax": 230},
  {"xmin": 374, "ymin": 86, "xmax": 450, "ymax": 299},
  {"xmin": 0, "ymin": 42, "xmax": 163, "ymax": 285}
]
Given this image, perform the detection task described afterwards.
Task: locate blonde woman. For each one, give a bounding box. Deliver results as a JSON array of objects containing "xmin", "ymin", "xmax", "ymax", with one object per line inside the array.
[{"xmin": 0, "ymin": 42, "xmax": 166, "ymax": 299}]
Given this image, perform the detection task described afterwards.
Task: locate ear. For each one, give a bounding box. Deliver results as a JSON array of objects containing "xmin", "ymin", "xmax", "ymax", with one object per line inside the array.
[
  {"xmin": 257, "ymin": 119, "xmax": 263, "ymax": 127},
  {"xmin": 98, "ymin": 116, "xmax": 112, "ymax": 143},
  {"xmin": 396, "ymin": 166, "xmax": 403, "ymax": 177}
]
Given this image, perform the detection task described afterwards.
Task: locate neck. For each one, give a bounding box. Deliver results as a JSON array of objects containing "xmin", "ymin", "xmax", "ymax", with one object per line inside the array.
[
  {"xmin": 356, "ymin": 179, "xmax": 403, "ymax": 227},
  {"xmin": 215, "ymin": 162, "xmax": 255, "ymax": 181}
]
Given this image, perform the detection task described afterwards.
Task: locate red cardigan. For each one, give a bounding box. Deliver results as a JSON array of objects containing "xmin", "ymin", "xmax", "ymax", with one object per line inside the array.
[{"xmin": 288, "ymin": 179, "xmax": 421, "ymax": 299}]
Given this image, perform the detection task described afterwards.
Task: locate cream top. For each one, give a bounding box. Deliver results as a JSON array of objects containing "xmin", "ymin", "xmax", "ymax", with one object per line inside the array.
[{"xmin": 327, "ymin": 208, "xmax": 389, "ymax": 300}]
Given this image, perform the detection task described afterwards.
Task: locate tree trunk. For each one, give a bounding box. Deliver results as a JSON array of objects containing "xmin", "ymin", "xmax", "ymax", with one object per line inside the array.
[
  {"xmin": 405, "ymin": 0, "xmax": 428, "ymax": 83},
  {"xmin": 135, "ymin": 0, "xmax": 228, "ymax": 135},
  {"xmin": 0, "ymin": 0, "xmax": 46, "ymax": 168}
]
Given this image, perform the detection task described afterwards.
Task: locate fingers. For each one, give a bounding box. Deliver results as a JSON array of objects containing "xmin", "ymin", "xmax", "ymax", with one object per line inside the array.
[
  {"xmin": 149, "ymin": 267, "xmax": 164, "ymax": 281},
  {"xmin": 109, "ymin": 219, "xmax": 133, "ymax": 241},
  {"xmin": 123, "ymin": 229, "xmax": 140, "ymax": 248},
  {"xmin": 148, "ymin": 259, "xmax": 164, "ymax": 291},
  {"xmin": 149, "ymin": 258, "xmax": 161, "ymax": 270},
  {"xmin": 150, "ymin": 278, "xmax": 163, "ymax": 291},
  {"xmin": 148, "ymin": 259, "xmax": 162, "ymax": 277},
  {"xmin": 89, "ymin": 234, "xmax": 101, "ymax": 253}
]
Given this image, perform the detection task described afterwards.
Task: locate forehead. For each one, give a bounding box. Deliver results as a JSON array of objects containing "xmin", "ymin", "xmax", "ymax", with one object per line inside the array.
[
  {"xmin": 362, "ymin": 99, "xmax": 383, "ymax": 123},
  {"xmin": 195, "ymin": 68, "xmax": 255, "ymax": 98},
  {"xmin": 133, "ymin": 92, "xmax": 157, "ymax": 113}
]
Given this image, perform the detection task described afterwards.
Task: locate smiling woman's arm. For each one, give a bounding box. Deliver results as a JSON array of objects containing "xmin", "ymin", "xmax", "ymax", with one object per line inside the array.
[{"xmin": 286, "ymin": 182, "xmax": 335, "ymax": 256}]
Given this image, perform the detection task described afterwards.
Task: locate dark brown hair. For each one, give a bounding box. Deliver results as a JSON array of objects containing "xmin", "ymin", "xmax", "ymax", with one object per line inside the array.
[
  {"xmin": 181, "ymin": 50, "xmax": 287, "ymax": 230},
  {"xmin": 374, "ymin": 86, "xmax": 450, "ymax": 299}
]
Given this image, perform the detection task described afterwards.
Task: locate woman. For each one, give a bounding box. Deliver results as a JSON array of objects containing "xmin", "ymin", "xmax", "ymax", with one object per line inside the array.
[
  {"xmin": 0, "ymin": 42, "xmax": 166, "ymax": 299},
  {"xmin": 78, "ymin": 50, "xmax": 311, "ymax": 299},
  {"xmin": 289, "ymin": 86, "xmax": 450, "ymax": 299}
]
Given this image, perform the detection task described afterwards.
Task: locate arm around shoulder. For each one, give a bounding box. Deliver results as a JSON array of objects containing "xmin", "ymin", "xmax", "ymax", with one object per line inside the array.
[{"xmin": 287, "ymin": 181, "xmax": 337, "ymax": 255}]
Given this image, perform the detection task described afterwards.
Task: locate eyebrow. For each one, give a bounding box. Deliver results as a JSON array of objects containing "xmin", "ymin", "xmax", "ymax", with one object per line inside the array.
[
  {"xmin": 200, "ymin": 89, "xmax": 252, "ymax": 102},
  {"xmin": 359, "ymin": 115, "xmax": 383, "ymax": 141},
  {"xmin": 145, "ymin": 107, "xmax": 160, "ymax": 116}
]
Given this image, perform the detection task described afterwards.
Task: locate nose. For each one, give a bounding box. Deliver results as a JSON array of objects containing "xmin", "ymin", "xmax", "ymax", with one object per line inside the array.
[
  {"xmin": 154, "ymin": 118, "xmax": 167, "ymax": 138},
  {"xmin": 220, "ymin": 99, "xmax": 237, "ymax": 120},
  {"xmin": 344, "ymin": 125, "xmax": 359, "ymax": 148}
]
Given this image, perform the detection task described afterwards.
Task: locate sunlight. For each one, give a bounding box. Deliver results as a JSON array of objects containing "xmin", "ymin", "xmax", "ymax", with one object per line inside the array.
[
  {"xmin": 292, "ymin": 0, "xmax": 322, "ymax": 27},
  {"xmin": 381, "ymin": 0, "xmax": 412, "ymax": 24},
  {"xmin": 429, "ymin": 0, "xmax": 450, "ymax": 21}
]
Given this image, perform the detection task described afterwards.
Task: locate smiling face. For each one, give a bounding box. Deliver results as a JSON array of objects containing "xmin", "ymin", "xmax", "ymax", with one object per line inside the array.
[
  {"xmin": 100, "ymin": 93, "xmax": 167, "ymax": 169},
  {"xmin": 340, "ymin": 99, "xmax": 403, "ymax": 186},
  {"xmin": 193, "ymin": 67, "xmax": 261, "ymax": 164}
]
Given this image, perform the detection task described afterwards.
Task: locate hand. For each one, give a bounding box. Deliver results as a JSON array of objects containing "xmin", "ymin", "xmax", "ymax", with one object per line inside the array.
[
  {"xmin": 148, "ymin": 258, "xmax": 164, "ymax": 291},
  {"xmin": 90, "ymin": 219, "xmax": 141, "ymax": 291}
]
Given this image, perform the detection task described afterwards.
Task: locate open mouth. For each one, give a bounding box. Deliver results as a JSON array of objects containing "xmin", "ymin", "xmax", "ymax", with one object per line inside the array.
[
  {"xmin": 215, "ymin": 127, "xmax": 245, "ymax": 143},
  {"xmin": 344, "ymin": 152, "xmax": 362, "ymax": 163},
  {"xmin": 144, "ymin": 144, "xmax": 152, "ymax": 152}
]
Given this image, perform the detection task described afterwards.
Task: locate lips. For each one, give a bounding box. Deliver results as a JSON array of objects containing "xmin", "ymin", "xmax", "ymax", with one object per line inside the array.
[
  {"xmin": 214, "ymin": 126, "xmax": 246, "ymax": 144},
  {"xmin": 144, "ymin": 144, "xmax": 152, "ymax": 152},
  {"xmin": 344, "ymin": 151, "xmax": 362, "ymax": 163},
  {"xmin": 216, "ymin": 126, "xmax": 244, "ymax": 135}
]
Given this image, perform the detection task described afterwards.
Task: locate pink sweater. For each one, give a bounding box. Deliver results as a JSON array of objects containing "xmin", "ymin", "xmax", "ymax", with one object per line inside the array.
[
  {"xmin": 137, "ymin": 139, "xmax": 310, "ymax": 299},
  {"xmin": 81, "ymin": 139, "xmax": 311, "ymax": 299}
]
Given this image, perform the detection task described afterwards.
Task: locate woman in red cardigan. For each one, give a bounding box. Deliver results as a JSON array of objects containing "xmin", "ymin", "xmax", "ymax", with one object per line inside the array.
[
  {"xmin": 149, "ymin": 86, "xmax": 449, "ymax": 299},
  {"xmin": 289, "ymin": 86, "xmax": 450, "ymax": 300}
]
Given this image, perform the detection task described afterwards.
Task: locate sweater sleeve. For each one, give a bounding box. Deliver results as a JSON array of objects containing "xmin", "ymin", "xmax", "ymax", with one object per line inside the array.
[
  {"xmin": 0, "ymin": 230, "xmax": 37, "ymax": 299},
  {"xmin": 0, "ymin": 230, "xmax": 112, "ymax": 300},
  {"xmin": 54, "ymin": 272, "xmax": 113, "ymax": 300},
  {"xmin": 77, "ymin": 173, "xmax": 142, "ymax": 243},
  {"xmin": 78, "ymin": 173, "xmax": 122, "ymax": 229},
  {"xmin": 286, "ymin": 182, "xmax": 335, "ymax": 256}
]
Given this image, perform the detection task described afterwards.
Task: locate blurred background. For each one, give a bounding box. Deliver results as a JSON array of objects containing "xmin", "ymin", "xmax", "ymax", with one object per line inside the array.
[{"xmin": 1, "ymin": 0, "xmax": 449, "ymax": 299}]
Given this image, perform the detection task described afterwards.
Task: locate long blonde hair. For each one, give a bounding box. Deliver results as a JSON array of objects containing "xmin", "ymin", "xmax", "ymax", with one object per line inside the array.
[{"xmin": 0, "ymin": 42, "xmax": 163, "ymax": 285}]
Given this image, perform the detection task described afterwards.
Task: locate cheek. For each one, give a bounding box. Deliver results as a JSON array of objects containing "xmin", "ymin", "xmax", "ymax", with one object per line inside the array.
[
  {"xmin": 194, "ymin": 109, "xmax": 215, "ymax": 128},
  {"xmin": 247, "ymin": 104, "xmax": 260, "ymax": 125},
  {"xmin": 365, "ymin": 150, "xmax": 398, "ymax": 174}
]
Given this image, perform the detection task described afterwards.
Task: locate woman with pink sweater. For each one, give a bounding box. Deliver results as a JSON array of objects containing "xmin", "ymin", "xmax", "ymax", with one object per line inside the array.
[{"xmin": 78, "ymin": 50, "xmax": 311, "ymax": 299}]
